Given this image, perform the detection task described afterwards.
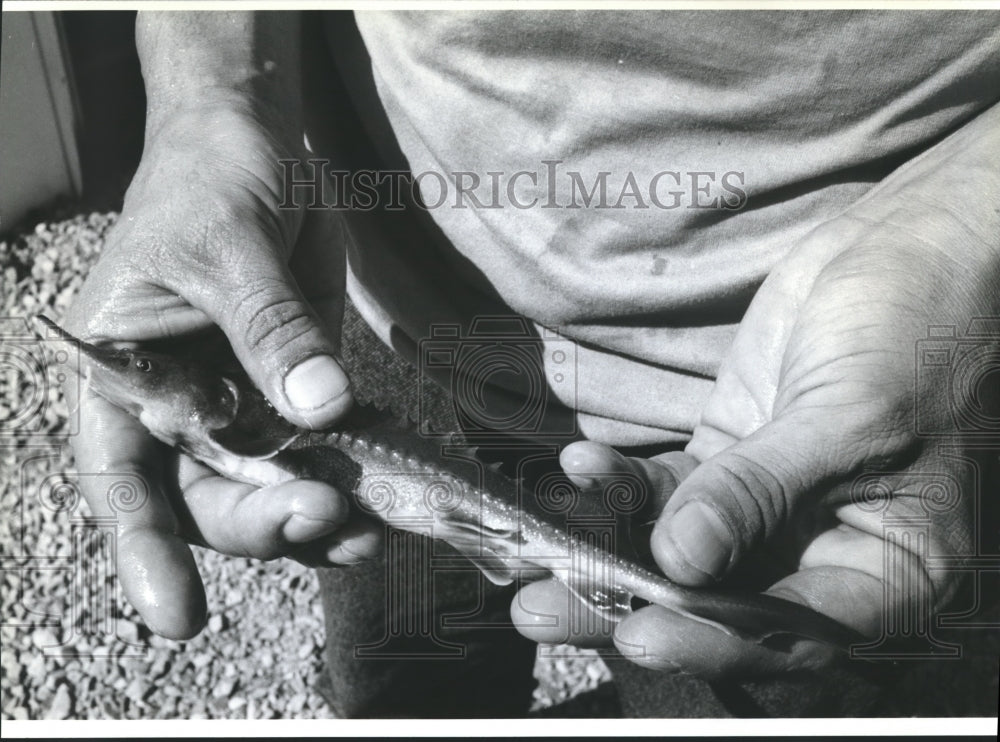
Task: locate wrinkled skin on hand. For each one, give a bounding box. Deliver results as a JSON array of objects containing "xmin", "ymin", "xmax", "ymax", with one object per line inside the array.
[
  {"xmin": 513, "ymin": 126, "xmax": 999, "ymax": 678},
  {"xmin": 64, "ymin": 103, "xmax": 382, "ymax": 640}
]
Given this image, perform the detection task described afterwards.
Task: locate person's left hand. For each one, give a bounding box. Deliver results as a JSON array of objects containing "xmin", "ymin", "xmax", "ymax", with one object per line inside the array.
[{"xmin": 511, "ymin": 106, "xmax": 999, "ymax": 678}]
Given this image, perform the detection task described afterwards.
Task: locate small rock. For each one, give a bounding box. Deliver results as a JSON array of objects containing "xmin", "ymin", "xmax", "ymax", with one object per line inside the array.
[
  {"xmin": 192, "ymin": 653, "xmax": 213, "ymax": 669},
  {"xmin": 44, "ymin": 668, "xmax": 65, "ymax": 691},
  {"xmin": 26, "ymin": 653, "xmax": 47, "ymax": 685},
  {"xmin": 12, "ymin": 707, "xmax": 29, "ymax": 720},
  {"xmin": 260, "ymin": 624, "xmax": 280, "ymax": 641},
  {"xmin": 228, "ymin": 696, "xmax": 247, "ymax": 711},
  {"xmin": 44, "ymin": 683, "xmax": 73, "ymax": 720},
  {"xmin": 297, "ymin": 640, "xmax": 316, "ymax": 661},
  {"xmin": 147, "ymin": 634, "xmax": 167, "ymax": 649},
  {"xmin": 1, "ymin": 649, "xmax": 21, "ymax": 677},
  {"xmin": 149, "ymin": 652, "xmax": 170, "ymax": 680},
  {"xmin": 159, "ymin": 697, "xmax": 178, "ymax": 716},
  {"xmin": 213, "ymin": 677, "xmax": 237, "ymax": 699},
  {"xmin": 98, "ymin": 698, "xmax": 119, "ymax": 719},
  {"xmin": 124, "ymin": 678, "xmax": 149, "ymax": 704},
  {"xmin": 116, "ymin": 619, "xmax": 140, "ymax": 645},
  {"xmin": 208, "ymin": 614, "xmax": 225, "ymax": 634},
  {"xmin": 31, "ymin": 628, "xmax": 59, "ymax": 651}
]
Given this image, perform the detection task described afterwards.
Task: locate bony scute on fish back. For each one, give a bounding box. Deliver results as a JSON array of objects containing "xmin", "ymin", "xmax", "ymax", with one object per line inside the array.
[{"xmin": 39, "ymin": 315, "xmax": 865, "ymax": 651}]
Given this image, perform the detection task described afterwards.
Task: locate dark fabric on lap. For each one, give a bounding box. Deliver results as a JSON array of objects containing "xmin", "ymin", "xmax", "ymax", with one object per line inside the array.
[{"xmin": 316, "ymin": 558, "xmax": 537, "ymax": 718}]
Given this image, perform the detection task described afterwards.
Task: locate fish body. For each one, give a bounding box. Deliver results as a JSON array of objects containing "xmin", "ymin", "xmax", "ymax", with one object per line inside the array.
[{"xmin": 40, "ymin": 316, "xmax": 863, "ymax": 649}]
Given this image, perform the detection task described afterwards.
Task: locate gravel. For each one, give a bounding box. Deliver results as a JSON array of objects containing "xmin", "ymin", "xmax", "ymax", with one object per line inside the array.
[{"xmin": 0, "ymin": 210, "xmax": 613, "ymax": 720}]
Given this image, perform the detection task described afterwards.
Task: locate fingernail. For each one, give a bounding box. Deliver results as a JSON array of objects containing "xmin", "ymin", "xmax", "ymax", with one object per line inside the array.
[
  {"xmin": 667, "ymin": 502, "xmax": 733, "ymax": 580},
  {"xmin": 284, "ymin": 355, "xmax": 348, "ymax": 411},
  {"xmin": 647, "ymin": 657, "xmax": 684, "ymax": 674},
  {"xmin": 569, "ymin": 474, "xmax": 599, "ymax": 490},
  {"xmin": 283, "ymin": 514, "xmax": 338, "ymax": 542},
  {"xmin": 327, "ymin": 541, "xmax": 365, "ymax": 564}
]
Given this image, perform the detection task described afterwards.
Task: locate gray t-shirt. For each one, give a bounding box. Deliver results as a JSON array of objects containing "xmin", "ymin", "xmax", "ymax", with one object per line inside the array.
[{"xmin": 334, "ymin": 10, "xmax": 1000, "ymax": 446}]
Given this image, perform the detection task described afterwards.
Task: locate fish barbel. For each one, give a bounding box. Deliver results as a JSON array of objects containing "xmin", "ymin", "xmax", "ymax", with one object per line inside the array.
[{"xmin": 40, "ymin": 316, "xmax": 863, "ymax": 649}]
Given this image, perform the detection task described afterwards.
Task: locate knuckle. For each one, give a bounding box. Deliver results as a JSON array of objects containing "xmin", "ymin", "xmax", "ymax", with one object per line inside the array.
[
  {"xmin": 710, "ymin": 451, "xmax": 791, "ymax": 544},
  {"xmin": 235, "ymin": 285, "xmax": 314, "ymax": 356}
]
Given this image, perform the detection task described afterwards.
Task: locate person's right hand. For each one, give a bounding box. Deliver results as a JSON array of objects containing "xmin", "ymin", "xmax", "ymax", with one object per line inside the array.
[{"xmin": 63, "ymin": 99, "xmax": 382, "ymax": 640}]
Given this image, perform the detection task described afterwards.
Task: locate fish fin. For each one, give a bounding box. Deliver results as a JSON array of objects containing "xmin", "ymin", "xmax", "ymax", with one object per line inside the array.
[
  {"xmin": 447, "ymin": 541, "xmax": 516, "ymax": 585},
  {"xmin": 436, "ymin": 516, "xmax": 519, "ymax": 544},
  {"xmin": 432, "ymin": 513, "xmax": 522, "ymax": 586},
  {"xmin": 563, "ymin": 576, "xmax": 635, "ymax": 624}
]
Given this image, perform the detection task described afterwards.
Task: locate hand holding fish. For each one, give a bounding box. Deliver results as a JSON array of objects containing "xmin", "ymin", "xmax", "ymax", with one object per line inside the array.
[
  {"xmin": 60, "ymin": 14, "xmax": 382, "ymax": 639},
  {"xmin": 513, "ymin": 111, "xmax": 1000, "ymax": 677}
]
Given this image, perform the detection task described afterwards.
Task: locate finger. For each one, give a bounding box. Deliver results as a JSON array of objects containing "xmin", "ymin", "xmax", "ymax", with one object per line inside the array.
[
  {"xmin": 176, "ymin": 457, "xmax": 352, "ymax": 560},
  {"xmin": 177, "ymin": 215, "xmax": 352, "ymax": 430},
  {"xmin": 651, "ymin": 414, "xmax": 831, "ymax": 585},
  {"xmin": 177, "ymin": 456, "xmax": 384, "ymax": 565},
  {"xmin": 618, "ymin": 552, "xmax": 882, "ymax": 677},
  {"xmin": 70, "ymin": 391, "xmax": 207, "ymax": 640},
  {"xmin": 559, "ymin": 441, "xmax": 697, "ymax": 520},
  {"xmin": 291, "ymin": 518, "xmax": 386, "ymax": 567},
  {"xmin": 510, "ymin": 579, "xmax": 616, "ymax": 648},
  {"xmin": 613, "ymin": 600, "xmax": 839, "ymax": 678},
  {"xmin": 617, "ymin": 526, "xmax": 888, "ymax": 677},
  {"xmin": 791, "ymin": 521, "xmax": 918, "ymax": 639},
  {"xmin": 616, "ymin": 526, "xmax": 873, "ymax": 677}
]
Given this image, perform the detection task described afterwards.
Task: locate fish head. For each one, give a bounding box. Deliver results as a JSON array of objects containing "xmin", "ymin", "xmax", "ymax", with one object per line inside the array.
[{"xmin": 37, "ymin": 316, "xmax": 242, "ymax": 451}]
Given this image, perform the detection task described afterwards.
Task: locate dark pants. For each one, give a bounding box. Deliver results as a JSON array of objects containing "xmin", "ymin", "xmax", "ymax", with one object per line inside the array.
[
  {"xmin": 316, "ymin": 543, "xmax": 1000, "ymax": 718},
  {"xmin": 316, "ymin": 555, "xmax": 538, "ymax": 718}
]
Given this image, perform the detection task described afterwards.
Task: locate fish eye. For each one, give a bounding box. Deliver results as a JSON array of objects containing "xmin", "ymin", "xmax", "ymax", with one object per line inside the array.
[{"xmin": 135, "ymin": 358, "xmax": 153, "ymax": 373}]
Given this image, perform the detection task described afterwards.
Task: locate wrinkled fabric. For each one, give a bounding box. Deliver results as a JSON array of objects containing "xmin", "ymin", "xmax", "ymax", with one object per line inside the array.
[{"xmin": 336, "ymin": 10, "xmax": 1000, "ymax": 446}]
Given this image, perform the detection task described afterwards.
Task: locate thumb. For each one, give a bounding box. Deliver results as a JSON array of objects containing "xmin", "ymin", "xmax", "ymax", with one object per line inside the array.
[
  {"xmin": 189, "ymin": 239, "xmax": 352, "ymax": 430},
  {"xmin": 651, "ymin": 414, "xmax": 831, "ymax": 585}
]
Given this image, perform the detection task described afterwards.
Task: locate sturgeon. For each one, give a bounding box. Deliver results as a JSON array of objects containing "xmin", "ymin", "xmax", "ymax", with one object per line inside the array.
[{"xmin": 40, "ymin": 316, "xmax": 863, "ymax": 650}]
